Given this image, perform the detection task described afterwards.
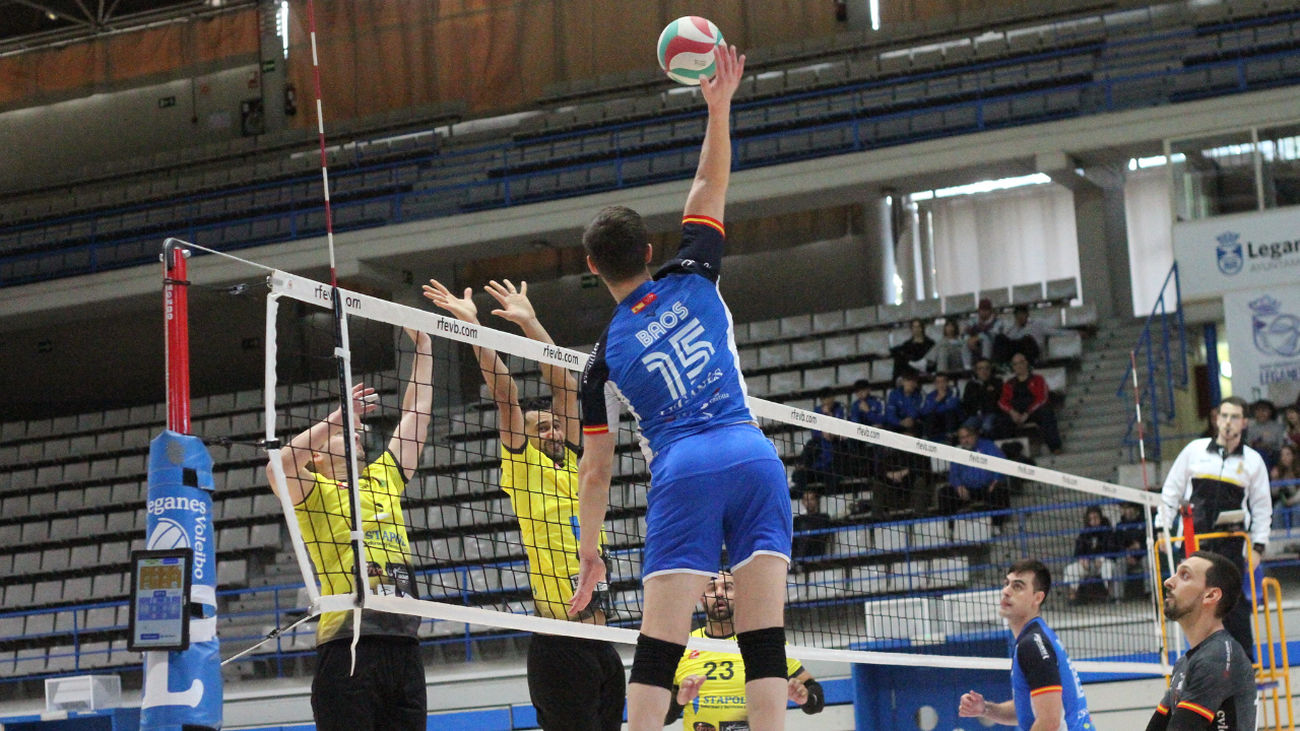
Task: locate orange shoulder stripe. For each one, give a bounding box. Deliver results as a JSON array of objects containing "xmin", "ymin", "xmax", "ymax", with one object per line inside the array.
[{"xmin": 1029, "ymin": 685, "xmax": 1062, "ymax": 697}]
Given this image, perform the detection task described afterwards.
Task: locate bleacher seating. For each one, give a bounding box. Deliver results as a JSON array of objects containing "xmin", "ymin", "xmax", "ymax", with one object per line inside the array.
[{"xmin": 3, "ymin": 3, "xmax": 1300, "ymax": 284}]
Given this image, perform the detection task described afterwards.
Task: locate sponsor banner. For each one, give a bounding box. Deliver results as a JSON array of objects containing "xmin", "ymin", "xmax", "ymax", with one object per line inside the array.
[
  {"xmin": 1224, "ymin": 289, "xmax": 1300, "ymax": 403},
  {"xmin": 1173, "ymin": 207, "xmax": 1300, "ymax": 299},
  {"xmin": 142, "ymin": 431, "xmax": 222, "ymax": 731}
]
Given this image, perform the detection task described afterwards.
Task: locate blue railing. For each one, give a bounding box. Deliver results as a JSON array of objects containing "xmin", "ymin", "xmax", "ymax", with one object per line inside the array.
[
  {"xmin": 1117, "ymin": 263, "xmax": 1189, "ymax": 464},
  {"xmin": 3, "ymin": 7, "xmax": 1300, "ymax": 286}
]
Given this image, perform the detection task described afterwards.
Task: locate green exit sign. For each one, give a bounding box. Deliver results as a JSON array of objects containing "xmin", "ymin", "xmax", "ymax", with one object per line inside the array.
[
  {"xmin": 580, "ymin": 273, "xmax": 600, "ymax": 289},
  {"xmin": 158, "ymin": 96, "xmax": 176, "ymax": 108},
  {"xmin": 261, "ymin": 59, "xmax": 276, "ymax": 73}
]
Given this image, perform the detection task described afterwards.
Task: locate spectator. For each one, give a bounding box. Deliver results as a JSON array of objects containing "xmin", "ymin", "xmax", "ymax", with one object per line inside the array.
[
  {"xmin": 1113, "ymin": 502, "xmax": 1150, "ymax": 598},
  {"xmin": 997, "ymin": 353, "xmax": 1063, "ymax": 454},
  {"xmin": 891, "ymin": 318, "xmax": 935, "ymax": 381},
  {"xmin": 962, "ymin": 298, "xmax": 1004, "ymax": 366},
  {"xmin": 961, "ymin": 358, "xmax": 1005, "ymax": 438},
  {"xmin": 847, "ymin": 379, "xmax": 885, "ymax": 479},
  {"xmin": 864, "ymin": 446, "xmax": 933, "ymax": 518},
  {"xmin": 921, "ymin": 373, "xmax": 962, "ymax": 442},
  {"xmin": 993, "ymin": 305, "xmax": 1055, "ymax": 366},
  {"xmin": 1247, "ymin": 399, "xmax": 1284, "ymax": 466},
  {"xmin": 1061, "ymin": 506, "xmax": 1118, "ymax": 603},
  {"xmin": 938, "ymin": 426, "xmax": 1009, "ymax": 527},
  {"xmin": 885, "ymin": 372, "xmax": 925, "ymax": 437},
  {"xmin": 793, "ymin": 389, "xmax": 845, "ymax": 494},
  {"xmin": 922, "ymin": 319, "xmax": 968, "ymax": 374},
  {"xmin": 1284, "ymin": 405, "xmax": 1300, "ymax": 448},
  {"xmin": 792, "ymin": 491, "xmax": 834, "ymax": 559},
  {"xmin": 1271, "ymin": 443, "xmax": 1300, "ymax": 509},
  {"xmin": 999, "ymin": 438, "xmax": 1037, "ymax": 495},
  {"xmin": 849, "ymin": 379, "xmax": 885, "ymax": 427}
]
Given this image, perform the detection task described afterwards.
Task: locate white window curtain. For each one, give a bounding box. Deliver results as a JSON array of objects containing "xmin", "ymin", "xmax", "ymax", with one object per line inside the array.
[
  {"xmin": 925, "ymin": 183, "xmax": 1080, "ymax": 298},
  {"xmin": 1123, "ymin": 167, "xmax": 1176, "ymax": 316}
]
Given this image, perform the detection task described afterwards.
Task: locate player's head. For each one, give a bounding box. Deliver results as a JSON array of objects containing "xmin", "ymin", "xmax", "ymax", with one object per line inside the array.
[
  {"xmin": 310, "ymin": 424, "xmax": 366, "ymax": 478},
  {"xmin": 1001, "ymin": 559, "xmax": 1050, "ymax": 621},
  {"xmin": 701, "ymin": 571, "xmax": 735, "ymax": 623},
  {"xmin": 956, "ymin": 424, "xmax": 979, "ymax": 450},
  {"xmin": 1215, "ymin": 396, "xmax": 1248, "ymax": 445},
  {"xmin": 1164, "ymin": 551, "xmax": 1240, "ymax": 622},
  {"xmin": 583, "ymin": 205, "xmax": 651, "ymax": 285},
  {"xmin": 521, "ymin": 398, "xmax": 565, "ymax": 462}
]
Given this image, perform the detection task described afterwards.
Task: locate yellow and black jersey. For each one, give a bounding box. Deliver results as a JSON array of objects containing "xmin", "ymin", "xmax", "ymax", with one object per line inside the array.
[
  {"xmin": 298, "ymin": 450, "xmax": 420, "ymax": 644},
  {"xmin": 673, "ymin": 627, "xmax": 803, "ymax": 729},
  {"xmin": 500, "ymin": 440, "xmax": 607, "ymax": 619}
]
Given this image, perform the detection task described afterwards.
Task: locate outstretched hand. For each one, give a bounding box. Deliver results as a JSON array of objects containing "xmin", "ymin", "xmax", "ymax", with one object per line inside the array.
[
  {"xmin": 422, "ymin": 278, "xmax": 478, "ymax": 323},
  {"xmin": 333, "ymin": 382, "xmax": 378, "ymax": 425},
  {"xmin": 485, "ymin": 279, "xmax": 536, "ymax": 327},
  {"xmin": 699, "ymin": 44, "xmax": 745, "ymax": 108},
  {"xmin": 567, "ymin": 549, "xmax": 606, "ymax": 617}
]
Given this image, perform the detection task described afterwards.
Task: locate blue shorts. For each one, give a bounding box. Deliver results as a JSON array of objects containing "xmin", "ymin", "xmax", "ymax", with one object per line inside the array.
[{"xmin": 642, "ymin": 424, "xmax": 792, "ymax": 579}]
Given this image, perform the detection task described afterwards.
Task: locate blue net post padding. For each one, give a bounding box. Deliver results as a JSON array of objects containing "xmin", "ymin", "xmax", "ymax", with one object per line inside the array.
[{"xmin": 141, "ymin": 430, "xmax": 223, "ymax": 731}]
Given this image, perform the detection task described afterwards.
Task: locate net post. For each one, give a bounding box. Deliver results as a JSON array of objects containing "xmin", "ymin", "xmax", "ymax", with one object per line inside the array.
[{"xmin": 163, "ymin": 238, "xmax": 191, "ymax": 434}]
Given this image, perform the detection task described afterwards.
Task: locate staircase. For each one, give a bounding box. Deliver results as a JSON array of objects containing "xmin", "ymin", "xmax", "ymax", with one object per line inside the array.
[{"xmin": 1039, "ymin": 317, "xmax": 1154, "ymax": 485}]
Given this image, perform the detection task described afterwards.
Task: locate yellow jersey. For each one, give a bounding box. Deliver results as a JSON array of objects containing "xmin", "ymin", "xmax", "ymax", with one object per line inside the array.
[
  {"xmin": 499, "ymin": 440, "xmax": 608, "ymax": 620},
  {"xmin": 674, "ymin": 626, "xmax": 804, "ymax": 729},
  {"xmin": 297, "ymin": 450, "xmax": 420, "ymax": 644}
]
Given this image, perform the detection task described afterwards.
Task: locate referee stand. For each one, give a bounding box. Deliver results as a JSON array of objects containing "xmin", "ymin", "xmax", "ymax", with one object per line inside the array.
[{"xmin": 1154, "ymin": 527, "xmax": 1295, "ymax": 730}]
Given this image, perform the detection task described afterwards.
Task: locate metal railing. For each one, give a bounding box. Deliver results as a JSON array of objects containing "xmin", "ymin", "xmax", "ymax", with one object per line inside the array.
[{"xmin": 1117, "ymin": 263, "xmax": 1188, "ymax": 463}]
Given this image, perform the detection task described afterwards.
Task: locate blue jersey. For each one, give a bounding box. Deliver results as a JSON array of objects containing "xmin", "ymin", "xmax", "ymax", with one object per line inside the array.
[
  {"xmin": 580, "ymin": 217, "xmax": 754, "ymax": 467},
  {"xmin": 1010, "ymin": 617, "xmax": 1093, "ymax": 731}
]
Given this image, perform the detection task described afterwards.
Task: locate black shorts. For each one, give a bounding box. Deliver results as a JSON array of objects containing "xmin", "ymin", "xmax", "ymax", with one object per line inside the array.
[
  {"xmin": 527, "ymin": 633, "xmax": 626, "ymax": 731},
  {"xmin": 312, "ymin": 635, "xmax": 426, "ymax": 731}
]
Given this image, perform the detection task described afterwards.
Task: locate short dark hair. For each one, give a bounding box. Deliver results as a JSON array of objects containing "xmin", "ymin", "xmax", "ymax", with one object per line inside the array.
[
  {"xmin": 1219, "ymin": 395, "xmax": 1249, "ymax": 414},
  {"xmin": 853, "ymin": 379, "xmax": 870, "ymax": 391},
  {"xmin": 520, "ymin": 397, "xmax": 553, "ymax": 414},
  {"xmin": 1013, "ymin": 305, "xmax": 1029, "ymax": 315},
  {"xmin": 582, "ymin": 205, "xmax": 649, "ymax": 283},
  {"xmin": 1251, "ymin": 399, "xmax": 1277, "ymax": 419},
  {"xmin": 1189, "ymin": 550, "xmax": 1241, "ymax": 618},
  {"xmin": 1008, "ymin": 559, "xmax": 1051, "ymax": 597}
]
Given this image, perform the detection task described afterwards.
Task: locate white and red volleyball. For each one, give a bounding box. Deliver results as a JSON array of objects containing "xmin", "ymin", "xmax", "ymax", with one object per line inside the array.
[{"xmin": 656, "ymin": 16, "xmax": 725, "ymax": 86}]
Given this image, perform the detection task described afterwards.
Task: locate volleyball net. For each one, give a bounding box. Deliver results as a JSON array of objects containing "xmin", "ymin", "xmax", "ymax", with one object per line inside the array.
[{"xmin": 262, "ymin": 269, "xmax": 1167, "ymax": 675}]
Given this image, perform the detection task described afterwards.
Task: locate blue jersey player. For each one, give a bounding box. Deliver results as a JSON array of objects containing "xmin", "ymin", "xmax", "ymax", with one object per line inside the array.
[
  {"xmin": 567, "ymin": 45, "xmax": 795, "ymax": 731},
  {"xmin": 959, "ymin": 560, "xmax": 1095, "ymax": 731}
]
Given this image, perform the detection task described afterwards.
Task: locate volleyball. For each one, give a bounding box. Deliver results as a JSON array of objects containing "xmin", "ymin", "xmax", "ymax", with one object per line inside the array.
[{"xmin": 656, "ymin": 16, "xmax": 725, "ymax": 86}]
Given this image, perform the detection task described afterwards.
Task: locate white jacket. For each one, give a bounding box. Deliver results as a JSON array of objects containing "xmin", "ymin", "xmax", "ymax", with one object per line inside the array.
[{"xmin": 1158, "ymin": 437, "xmax": 1272, "ymax": 551}]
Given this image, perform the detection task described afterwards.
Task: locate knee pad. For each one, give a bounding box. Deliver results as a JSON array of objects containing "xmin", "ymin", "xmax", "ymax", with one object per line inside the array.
[
  {"xmin": 629, "ymin": 634, "xmax": 685, "ymax": 691},
  {"xmin": 737, "ymin": 626, "xmax": 787, "ymax": 681}
]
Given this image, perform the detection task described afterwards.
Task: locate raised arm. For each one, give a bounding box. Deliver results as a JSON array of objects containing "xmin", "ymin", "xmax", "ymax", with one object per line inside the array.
[
  {"xmin": 267, "ymin": 382, "xmax": 378, "ymax": 505},
  {"xmin": 423, "ymin": 279, "xmax": 527, "ymax": 451},
  {"xmin": 682, "ymin": 44, "xmax": 744, "ymax": 224},
  {"xmin": 485, "ymin": 278, "xmax": 580, "ymax": 447},
  {"xmin": 569, "ymin": 429, "xmax": 616, "ymax": 616},
  {"xmin": 387, "ymin": 328, "xmax": 434, "ymax": 482}
]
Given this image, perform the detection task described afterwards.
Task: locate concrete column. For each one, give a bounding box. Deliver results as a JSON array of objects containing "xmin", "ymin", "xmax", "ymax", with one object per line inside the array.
[
  {"xmin": 258, "ymin": 0, "xmax": 288, "ymax": 134},
  {"xmin": 859, "ymin": 195, "xmax": 897, "ymax": 305}
]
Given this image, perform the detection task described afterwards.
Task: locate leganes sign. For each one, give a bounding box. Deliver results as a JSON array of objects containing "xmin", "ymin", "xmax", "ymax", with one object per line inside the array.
[{"xmin": 1174, "ymin": 207, "xmax": 1300, "ymax": 299}]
